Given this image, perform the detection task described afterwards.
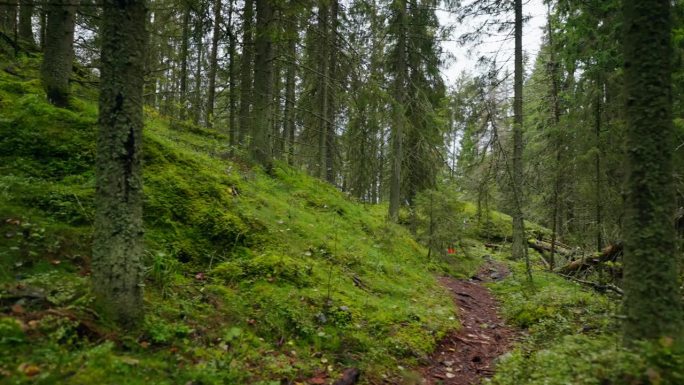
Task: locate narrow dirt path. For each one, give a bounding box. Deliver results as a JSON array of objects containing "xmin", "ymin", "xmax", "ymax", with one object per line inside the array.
[{"xmin": 420, "ymin": 262, "xmax": 514, "ymax": 385}]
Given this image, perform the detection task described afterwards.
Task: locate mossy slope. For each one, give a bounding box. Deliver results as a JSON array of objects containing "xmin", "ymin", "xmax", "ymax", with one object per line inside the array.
[{"xmin": 0, "ymin": 57, "xmax": 455, "ymax": 384}]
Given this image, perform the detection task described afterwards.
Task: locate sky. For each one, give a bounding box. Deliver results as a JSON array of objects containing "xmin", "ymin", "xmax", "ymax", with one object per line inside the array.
[{"xmin": 437, "ymin": 0, "xmax": 548, "ymax": 86}]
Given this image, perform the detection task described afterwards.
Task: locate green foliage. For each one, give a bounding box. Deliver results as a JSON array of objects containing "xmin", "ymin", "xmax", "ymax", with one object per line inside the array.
[{"xmin": 414, "ymin": 188, "xmax": 465, "ymax": 257}]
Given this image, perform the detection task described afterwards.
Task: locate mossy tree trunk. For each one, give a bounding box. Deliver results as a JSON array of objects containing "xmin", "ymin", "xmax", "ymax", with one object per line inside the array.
[
  {"xmin": 325, "ymin": 0, "xmax": 338, "ymax": 184},
  {"xmin": 178, "ymin": 7, "xmax": 190, "ymax": 120},
  {"xmin": 228, "ymin": 0, "xmax": 238, "ymax": 149},
  {"xmin": 1, "ymin": 0, "xmax": 17, "ymax": 37},
  {"xmin": 18, "ymin": 0, "xmax": 35, "ymax": 45},
  {"xmin": 41, "ymin": 0, "xmax": 76, "ymax": 107},
  {"xmin": 238, "ymin": 0, "xmax": 254, "ymax": 146},
  {"xmin": 93, "ymin": 0, "xmax": 147, "ymax": 329},
  {"xmin": 205, "ymin": 0, "xmax": 222, "ymax": 128},
  {"xmin": 250, "ymin": 0, "xmax": 273, "ymax": 168},
  {"xmin": 622, "ymin": 0, "xmax": 683, "ymax": 343},
  {"xmin": 316, "ymin": 0, "xmax": 329, "ymax": 179},
  {"xmin": 283, "ymin": 20, "xmax": 297, "ymax": 165}
]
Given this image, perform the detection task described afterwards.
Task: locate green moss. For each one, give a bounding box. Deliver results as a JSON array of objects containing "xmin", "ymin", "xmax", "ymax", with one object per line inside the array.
[{"xmin": 0, "ymin": 56, "xmax": 455, "ymax": 384}]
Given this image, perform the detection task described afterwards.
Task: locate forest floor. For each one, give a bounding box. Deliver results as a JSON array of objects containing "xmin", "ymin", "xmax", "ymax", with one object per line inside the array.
[{"xmin": 420, "ymin": 260, "xmax": 515, "ymax": 385}]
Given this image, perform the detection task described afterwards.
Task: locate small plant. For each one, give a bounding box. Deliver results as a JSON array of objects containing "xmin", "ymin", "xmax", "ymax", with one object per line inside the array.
[{"xmin": 145, "ymin": 251, "xmax": 178, "ymax": 297}]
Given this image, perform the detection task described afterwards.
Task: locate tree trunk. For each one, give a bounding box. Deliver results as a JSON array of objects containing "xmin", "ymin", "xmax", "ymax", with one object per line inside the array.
[
  {"xmin": 192, "ymin": 23, "xmax": 203, "ymax": 125},
  {"xmin": 547, "ymin": 7, "xmax": 564, "ymax": 271},
  {"xmin": 206, "ymin": 0, "xmax": 222, "ymax": 128},
  {"xmin": 325, "ymin": 0, "xmax": 338, "ymax": 184},
  {"xmin": 238, "ymin": 0, "xmax": 254, "ymax": 145},
  {"xmin": 1, "ymin": 0, "xmax": 17, "ymax": 38},
  {"xmin": 39, "ymin": 4, "xmax": 46, "ymax": 50},
  {"xmin": 388, "ymin": 0, "xmax": 406, "ymax": 222},
  {"xmin": 512, "ymin": 0, "xmax": 530, "ymax": 281},
  {"xmin": 41, "ymin": 0, "xmax": 76, "ymax": 107},
  {"xmin": 94, "ymin": 0, "xmax": 147, "ymax": 329},
  {"xmin": 595, "ymin": 79, "xmax": 603, "ymax": 252},
  {"xmin": 228, "ymin": 0, "xmax": 238, "ymax": 149},
  {"xmin": 622, "ymin": 0, "xmax": 683, "ymax": 343},
  {"xmin": 317, "ymin": 0, "xmax": 329, "ymax": 179},
  {"xmin": 283, "ymin": 22, "xmax": 297, "ymax": 165},
  {"xmin": 250, "ymin": 0, "xmax": 273, "ymax": 168},
  {"xmin": 271, "ymin": 33, "xmax": 282, "ymax": 158},
  {"xmin": 18, "ymin": 0, "xmax": 34, "ymax": 45},
  {"xmin": 179, "ymin": 7, "xmax": 190, "ymax": 120}
]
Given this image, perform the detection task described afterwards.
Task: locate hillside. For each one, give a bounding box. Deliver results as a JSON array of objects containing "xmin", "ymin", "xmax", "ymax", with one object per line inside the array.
[{"xmin": 0, "ymin": 58, "xmax": 461, "ymax": 384}]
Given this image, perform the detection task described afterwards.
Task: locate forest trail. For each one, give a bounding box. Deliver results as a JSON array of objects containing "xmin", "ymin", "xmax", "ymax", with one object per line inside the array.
[{"xmin": 420, "ymin": 262, "xmax": 515, "ymax": 385}]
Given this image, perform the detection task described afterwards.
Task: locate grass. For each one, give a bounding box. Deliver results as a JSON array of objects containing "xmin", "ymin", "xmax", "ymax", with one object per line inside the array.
[{"xmin": 0, "ymin": 55, "xmax": 457, "ymax": 384}]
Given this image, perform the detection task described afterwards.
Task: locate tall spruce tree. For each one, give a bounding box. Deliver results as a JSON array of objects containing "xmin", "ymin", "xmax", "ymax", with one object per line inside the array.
[{"xmin": 511, "ymin": 0, "xmax": 529, "ymax": 280}]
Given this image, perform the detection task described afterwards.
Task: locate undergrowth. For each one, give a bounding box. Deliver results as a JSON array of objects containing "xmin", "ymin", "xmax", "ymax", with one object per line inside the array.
[{"xmin": 486, "ymin": 261, "xmax": 684, "ymax": 385}]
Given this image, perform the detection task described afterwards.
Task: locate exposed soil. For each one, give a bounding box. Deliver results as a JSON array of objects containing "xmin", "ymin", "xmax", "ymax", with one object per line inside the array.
[{"xmin": 420, "ymin": 262, "xmax": 515, "ymax": 385}]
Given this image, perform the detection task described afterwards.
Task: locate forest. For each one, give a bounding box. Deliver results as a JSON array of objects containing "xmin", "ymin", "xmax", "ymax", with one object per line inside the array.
[{"xmin": 1, "ymin": 0, "xmax": 684, "ymax": 383}]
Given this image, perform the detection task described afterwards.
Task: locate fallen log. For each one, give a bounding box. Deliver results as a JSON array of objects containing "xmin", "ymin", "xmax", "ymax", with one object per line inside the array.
[
  {"xmin": 527, "ymin": 239, "xmax": 572, "ymax": 257},
  {"xmin": 557, "ymin": 243, "xmax": 623, "ymax": 275},
  {"xmin": 558, "ymin": 274, "xmax": 624, "ymax": 296}
]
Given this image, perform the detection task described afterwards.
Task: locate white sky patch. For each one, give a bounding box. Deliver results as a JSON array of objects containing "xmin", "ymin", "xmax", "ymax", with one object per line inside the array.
[{"xmin": 437, "ymin": 0, "xmax": 548, "ymax": 86}]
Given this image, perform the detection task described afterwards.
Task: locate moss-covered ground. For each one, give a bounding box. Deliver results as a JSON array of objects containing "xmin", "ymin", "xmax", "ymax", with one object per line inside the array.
[{"xmin": 0, "ymin": 56, "xmax": 464, "ymax": 384}]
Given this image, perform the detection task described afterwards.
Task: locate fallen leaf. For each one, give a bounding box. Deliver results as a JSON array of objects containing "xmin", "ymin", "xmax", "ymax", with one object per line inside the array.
[
  {"xmin": 308, "ymin": 377, "xmax": 326, "ymax": 384},
  {"xmin": 11, "ymin": 304, "xmax": 25, "ymax": 314},
  {"xmin": 18, "ymin": 363, "xmax": 40, "ymax": 377}
]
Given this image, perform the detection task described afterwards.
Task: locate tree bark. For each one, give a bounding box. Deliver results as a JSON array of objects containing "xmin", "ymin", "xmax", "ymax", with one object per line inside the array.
[
  {"xmin": 39, "ymin": 4, "xmax": 46, "ymax": 50},
  {"xmin": 41, "ymin": 0, "xmax": 76, "ymax": 107},
  {"xmin": 94, "ymin": 0, "xmax": 147, "ymax": 329},
  {"xmin": 192, "ymin": 22, "xmax": 203, "ymax": 125},
  {"xmin": 622, "ymin": 0, "xmax": 683, "ymax": 343},
  {"xmin": 238, "ymin": 0, "xmax": 254, "ymax": 145},
  {"xmin": 283, "ymin": 21, "xmax": 297, "ymax": 165},
  {"xmin": 228, "ymin": 0, "xmax": 238, "ymax": 149},
  {"xmin": 325, "ymin": 0, "xmax": 338, "ymax": 184},
  {"xmin": 547, "ymin": 5, "xmax": 562, "ymax": 271},
  {"xmin": 179, "ymin": 7, "xmax": 190, "ymax": 120},
  {"xmin": 512, "ymin": 0, "xmax": 530, "ymax": 281},
  {"xmin": 18, "ymin": 0, "xmax": 34, "ymax": 45},
  {"xmin": 595, "ymin": 79, "xmax": 603, "ymax": 253},
  {"xmin": 1, "ymin": 0, "xmax": 17, "ymax": 38},
  {"xmin": 316, "ymin": 0, "xmax": 329, "ymax": 179},
  {"xmin": 250, "ymin": 0, "xmax": 273, "ymax": 168},
  {"xmin": 206, "ymin": 0, "xmax": 222, "ymax": 128}
]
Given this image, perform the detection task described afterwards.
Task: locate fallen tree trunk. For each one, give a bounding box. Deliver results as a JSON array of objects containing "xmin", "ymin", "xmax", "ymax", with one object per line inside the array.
[
  {"xmin": 557, "ymin": 243, "xmax": 623, "ymax": 275},
  {"xmin": 527, "ymin": 238, "xmax": 572, "ymax": 257},
  {"xmin": 558, "ymin": 274, "xmax": 624, "ymax": 296}
]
